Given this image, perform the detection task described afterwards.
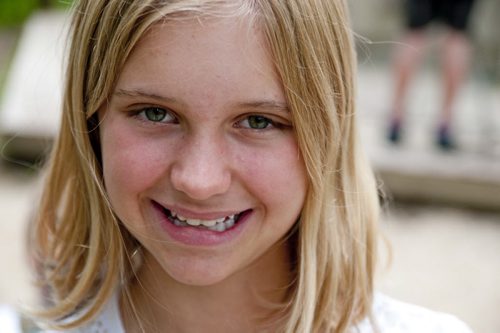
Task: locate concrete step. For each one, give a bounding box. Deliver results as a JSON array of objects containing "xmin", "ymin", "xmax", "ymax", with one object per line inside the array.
[
  {"xmin": 0, "ymin": 11, "xmax": 67, "ymax": 160},
  {"xmin": 358, "ymin": 65, "xmax": 500, "ymax": 210},
  {"xmin": 1, "ymin": 11, "xmax": 499, "ymax": 209}
]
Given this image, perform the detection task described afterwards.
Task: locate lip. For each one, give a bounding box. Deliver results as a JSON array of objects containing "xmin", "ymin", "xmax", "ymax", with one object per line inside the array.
[
  {"xmin": 158, "ymin": 202, "xmax": 242, "ymax": 221},
  {"xmin": 151, "ymin": 200, "xmax": 252, "ymax": 247}
]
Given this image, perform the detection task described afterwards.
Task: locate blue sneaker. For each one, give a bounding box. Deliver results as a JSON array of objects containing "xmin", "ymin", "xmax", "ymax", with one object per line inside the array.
[
  {"xmin": 437, "ymin": 125, "xmax": 456, "ymax": 150},
  {"xmin": 388, "ymin": 119, "xmax": 402, "ymax": 144}
]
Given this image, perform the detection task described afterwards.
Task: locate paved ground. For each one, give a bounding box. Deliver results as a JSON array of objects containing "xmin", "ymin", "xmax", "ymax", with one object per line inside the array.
[{"xmin": 378, "ymin": 203, "xmax": 500, "ymax": 333}]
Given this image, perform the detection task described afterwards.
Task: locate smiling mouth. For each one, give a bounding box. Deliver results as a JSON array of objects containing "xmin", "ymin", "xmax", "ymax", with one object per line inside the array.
[{"xmin": 161, "ymin": 207, "xmax": 250, "ymax": 233}]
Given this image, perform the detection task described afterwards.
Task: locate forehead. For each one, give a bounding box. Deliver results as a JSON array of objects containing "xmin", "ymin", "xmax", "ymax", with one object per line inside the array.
[
  {"xmin": 131, "ymin": 2, "xmax": 263, "ymax": 58},
  {"xmin": 141, "ymin": 14, "xmax": 261, "ymax": 62},
  {"xmin": 114, "ymin": 13, "xmax": 285, "ymax": 107}
]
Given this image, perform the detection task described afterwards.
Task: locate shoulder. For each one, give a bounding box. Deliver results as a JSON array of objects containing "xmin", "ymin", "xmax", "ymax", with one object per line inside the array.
[
  {"xmin": 43, "ymin": 292, "xmax": 125, "ymax": 333},
  {"xmin": 355, "ymin": 293, "xmax": 474, "ymax": 333}
]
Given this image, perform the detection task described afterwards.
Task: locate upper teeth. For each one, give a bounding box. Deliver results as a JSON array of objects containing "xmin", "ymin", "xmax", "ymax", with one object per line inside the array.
[{"xmin": 174, "ymin": 212, "xmax": 234, "ymax": 228}]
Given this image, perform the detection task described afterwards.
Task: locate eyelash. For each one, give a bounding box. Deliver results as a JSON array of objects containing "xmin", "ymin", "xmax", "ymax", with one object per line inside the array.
[
  {"xmin": 132, "ymin": 106, "xmax": 177, "ymax": 124},
  {"xmin": 130, "ymin": 106, "xmax": 289, "ymax": 131},
  {"xmin": 236, "ymin": 115, "xmax": 286, "ymax": 130}
]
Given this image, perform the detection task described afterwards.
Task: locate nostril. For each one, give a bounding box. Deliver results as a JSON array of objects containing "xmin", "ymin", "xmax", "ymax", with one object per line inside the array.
[{"xmin": 170, "ymin": 162, "xmax": 231, "ymax": 200}]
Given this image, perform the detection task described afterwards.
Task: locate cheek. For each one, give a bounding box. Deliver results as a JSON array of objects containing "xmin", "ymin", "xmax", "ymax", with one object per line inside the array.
[
  {"xmin": 237, "ymin": 139, "xmax": 307, "ymax": 208},
  {"xmin": 100, "ymin": 124, "xmax": 166, "ymax": 207}
]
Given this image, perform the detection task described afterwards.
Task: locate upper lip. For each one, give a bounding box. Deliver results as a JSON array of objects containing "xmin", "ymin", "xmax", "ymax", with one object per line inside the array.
[{"xmin": 152, "ymin": 200, "xmax": 247, "ymax": 220}]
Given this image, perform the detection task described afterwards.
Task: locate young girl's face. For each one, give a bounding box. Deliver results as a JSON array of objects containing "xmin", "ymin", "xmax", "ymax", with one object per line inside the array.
[{"xmin": 99, "ymin": 14, "xmax": 308, "ymax": 286}]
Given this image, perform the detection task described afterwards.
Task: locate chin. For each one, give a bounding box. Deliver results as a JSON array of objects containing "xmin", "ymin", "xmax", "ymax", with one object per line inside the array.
[{"xmin": 153, "ymin": 251, "xmax": 239, "ymax": 288}]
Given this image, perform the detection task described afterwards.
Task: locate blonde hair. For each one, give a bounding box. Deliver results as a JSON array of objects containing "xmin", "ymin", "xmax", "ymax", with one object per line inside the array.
[{"xmin": 32, "ymin": 0, "xmax": 379, "ymax": 332}]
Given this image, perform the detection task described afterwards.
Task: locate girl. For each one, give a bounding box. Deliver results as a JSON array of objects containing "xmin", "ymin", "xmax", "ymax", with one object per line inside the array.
[{"xmin": 32, "ymin": 0, "xmax": 472, "ymax": 332}]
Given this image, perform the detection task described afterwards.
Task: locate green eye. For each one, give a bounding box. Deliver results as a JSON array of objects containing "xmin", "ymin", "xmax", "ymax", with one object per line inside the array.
[
  {"xmin": 246, "ymin": 115, "xmax": 272, "ymax": 129},
  {"xmin": 134, "ymin": 107, "xmax": 177, "ymax": 124},
  {"xmin": 144, "ymin": 107, "xmax": 168, "ymax": 122}
]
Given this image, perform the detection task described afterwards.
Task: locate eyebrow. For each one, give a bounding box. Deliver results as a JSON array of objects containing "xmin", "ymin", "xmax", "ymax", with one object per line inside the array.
[
  {"xmin": 113, "ymin": 88, "xmax": 289, "ymax": 114},
  {"xmin": 236, "ymin": 101, "xmax": 289, "ymax": 114},
  {"xmin": 114, "ymin": 88, "xmax": 179, "ymax": 104}
]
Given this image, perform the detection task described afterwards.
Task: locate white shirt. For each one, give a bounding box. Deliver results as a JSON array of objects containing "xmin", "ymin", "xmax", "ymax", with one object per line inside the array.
[
  {"xmin": 0, "ymin": 305, "xmax": 22, "ymax": 333},
  {"xmin": 51, "ymin": 293, "xmax": 473, "ymax": 332},
  {"xmin": 355, "ymin": 294, "xmax": 473, "ymax": 333}
]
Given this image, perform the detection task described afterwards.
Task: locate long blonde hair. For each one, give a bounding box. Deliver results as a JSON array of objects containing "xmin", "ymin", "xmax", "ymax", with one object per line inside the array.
[{"xmin": 32, "ymin": 1, "xmax": 379, "ymax": 332}]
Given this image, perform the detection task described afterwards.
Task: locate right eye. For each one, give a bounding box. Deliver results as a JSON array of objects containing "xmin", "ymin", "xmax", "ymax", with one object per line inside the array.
[{"xmin": 137, "ymin": 107, "xmax": 176, "ymax": 123}]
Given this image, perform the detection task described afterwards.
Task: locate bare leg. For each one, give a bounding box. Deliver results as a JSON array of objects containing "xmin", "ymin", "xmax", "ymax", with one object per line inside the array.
[
  {"xmin": 440, "ymin": 30, "xmax": 472, "ymax": 125},
  {"xmin": 435, "ymin": 30, "xmax": 472, "ymax": 149},
  {"xmin": 390, "ymin": 30, "xmax": 427, "ymax": 120},
  {"xmin": 388, "ymin": 30, "xmax": 427, "ymax": 142}
]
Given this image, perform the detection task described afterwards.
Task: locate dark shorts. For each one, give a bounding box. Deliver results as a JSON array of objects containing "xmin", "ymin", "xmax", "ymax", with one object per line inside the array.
[{"xmin": 406, "ymin": 0, "xmax": 476, "ymax": 31}]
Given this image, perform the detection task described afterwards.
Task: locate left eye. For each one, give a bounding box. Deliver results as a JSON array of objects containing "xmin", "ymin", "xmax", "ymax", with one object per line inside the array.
[
  {"xmin": 240, "ymin": 115, "xmax": 273, "ymax": 129},
  {"xmin": 139, "ymin": 107, "xmax": 176, "ymax": 123}
]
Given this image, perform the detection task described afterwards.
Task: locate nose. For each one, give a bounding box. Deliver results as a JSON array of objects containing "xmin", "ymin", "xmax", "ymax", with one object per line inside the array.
[{"xmin": 170, "ymin": 135, "xmax": 231, "ymax": 200}]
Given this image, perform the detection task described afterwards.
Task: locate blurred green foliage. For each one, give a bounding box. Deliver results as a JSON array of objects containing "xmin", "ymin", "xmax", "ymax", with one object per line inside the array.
[{"xmin": 0, "ymin": 0, "xmax": 72, "ymax": 27}]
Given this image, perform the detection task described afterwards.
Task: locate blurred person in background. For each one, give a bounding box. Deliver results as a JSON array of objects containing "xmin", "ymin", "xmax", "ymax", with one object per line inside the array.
[{"xmin": 387, "ymin": 0, "xmax": 476, "ymax": 149}]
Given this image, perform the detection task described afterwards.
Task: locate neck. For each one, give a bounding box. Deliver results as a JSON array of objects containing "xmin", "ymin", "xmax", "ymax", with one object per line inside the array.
[{"xmin": 121, "ymin": 242, "xmax": 293, "ymax": 333}]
